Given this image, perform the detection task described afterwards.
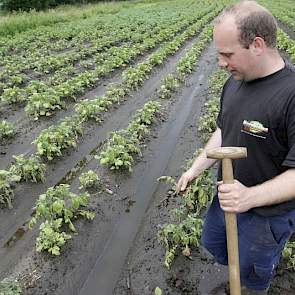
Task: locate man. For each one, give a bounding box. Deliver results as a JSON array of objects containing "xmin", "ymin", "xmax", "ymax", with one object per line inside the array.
[{"xmin": 177, "ymin": 1, "xmax": 295, "ymax": 294}]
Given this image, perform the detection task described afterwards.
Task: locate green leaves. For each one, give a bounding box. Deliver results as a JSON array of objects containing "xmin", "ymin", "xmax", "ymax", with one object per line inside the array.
[
  {"xmin": 157, "ymin": 213, "xmax": 203, "ymax": 269},
  {"xmin": 154, "ymin": 287, "xmax": 163, "ymax": 295},
  {"xmin": 33, "ymin": 116, "xmax": 83, "ymax": 161},
  {"xmin": 0, "ymin": 278, "xmax": 22, "ymax": 295},
  {"xmin": 0, "ymin": 120, "xmax": 14, "ymax": 139},
  {"xmin": 157, "ymin": 74, "xmax": 179, "ymax": 100},
  {"xmin": 9, "ymin": 154, "xmax": 46, "ymax": 183},
  {"xmin": 36, "ymin": 219, "xmax": 71, "ymax": 256},
  {"xmin": 79, "ymin": 170, "xmax": 99, "ymax": 189},
  {"xmin": 283, "ymin": 241, "xmax": 295, "ymax": 270},
  {"xmin": 1, "ymin": 87, "xmax": 26, "ymax": 103},
  {"xmin": 98, "ymin": 101, "xmax": 161, "ymax": 171},
  {"xmin": 0, "ymin": 170, "xmax": 20, "ymax": 209},
  {"xmin": 30, "ymin": 184, "xmax": 95, "ymax": 255},
  {"xmin": 98, "ymin": 131, "xmax": 140, "ymax": 172},
  {"xmin": 25, "ymin": 91, "xmax": 65, "ymax": 120}
]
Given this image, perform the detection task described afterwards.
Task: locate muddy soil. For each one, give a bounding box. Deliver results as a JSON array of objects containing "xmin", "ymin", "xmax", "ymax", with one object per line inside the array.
[
  {"xmin": 0, "ymin": 32, "xmax": 219, "ymax": 295},
  {"xmin": 0, "ymin": 23, "xmax": 295, "ymax": 295}
]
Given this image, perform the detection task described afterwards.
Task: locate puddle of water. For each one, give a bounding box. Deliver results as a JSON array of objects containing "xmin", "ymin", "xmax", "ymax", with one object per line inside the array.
[{"xmin": 4, "ymin": 225, "xmax": 27, "ymax": 248}]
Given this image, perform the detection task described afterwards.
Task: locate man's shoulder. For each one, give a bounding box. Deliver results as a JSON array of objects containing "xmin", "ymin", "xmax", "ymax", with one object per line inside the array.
[{"xmin": 284, "ymin": 61, "xmax": 295, "ymax": 77}]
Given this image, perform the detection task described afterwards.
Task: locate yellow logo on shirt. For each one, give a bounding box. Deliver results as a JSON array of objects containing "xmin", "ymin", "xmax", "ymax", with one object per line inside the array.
[{"xmin": 241, "ymin": 120, "xmax": 268, "ymax": 139}]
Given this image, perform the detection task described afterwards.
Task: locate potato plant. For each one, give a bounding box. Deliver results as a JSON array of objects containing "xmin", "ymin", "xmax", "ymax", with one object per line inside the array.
[
  {"xmin": 0, "ymin": 170, "xmax": 21, "ymax": 209},
  {"xmin": 30, "ymin": 184, "xmax": 95, "ymax": 254},
  {"xmin": 9, "ymin": 154, "xmax": 46, "ymax": 183},
  {"xmin": 157, "ymin": 213, "xmax": 203, "ymax": 268},
  {"xmin": 98, "ymin": 101, "xmax": 161, "ymax": 171},
  {"xmin": 1, "ymin": 87, "xmax": 26, "ymax": 103},
  {"xmin": 197, "ymin": 98, "xmax": 219, "ymax": 142},
  {"xmin": 25, "ymin": 91, "xmax": 66, "ymax": 120},
  {"xmin": 36, "ymin": 219, "xmax": 71, "ymax": 256},
  {"xmin": 0, "ymin": 120, "xmax": 14, "ymax": 139},
  {"xmin": 157, "ymin": 74, "xmax": 180, "ymax": 99},
  {"xmin": 0, "ymin": 278, "xmax": 22, "ymax": 295},
  {"xmin": 33, "ymin": 116, "xmax": 83, "ymax": 161},
  {"xmin": 283, "ymin": 241, "xmax": 295, "ymax": 270},
  {"xmin": 98, "ymin": 131, "xmax": 140, "ymax": 172},
  {"xmin": 79, "ymin": 170, "xmax": 99, "ymax": 189},
  {"xmin": 75, "ymin": 96, "xmax": 112, "ymax": 122}
]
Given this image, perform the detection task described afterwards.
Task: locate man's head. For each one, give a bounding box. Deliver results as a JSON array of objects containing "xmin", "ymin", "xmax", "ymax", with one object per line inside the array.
[{"xmin": 213, "ymin": 1, "xmax": 278, "ymax": 81}]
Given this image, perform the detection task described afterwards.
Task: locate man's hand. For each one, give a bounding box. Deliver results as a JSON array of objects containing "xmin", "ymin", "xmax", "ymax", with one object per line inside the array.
[
  {"xmin": 176, "ymin": 168, "xmax": 196, "ymax": 192},
  {"xmin": 218, "ymin": 180, "xmax": 253, "ymax": 213}
]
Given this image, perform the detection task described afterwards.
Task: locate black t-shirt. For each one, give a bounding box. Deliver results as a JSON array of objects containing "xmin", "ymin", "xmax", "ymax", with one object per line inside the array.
[{"xmin": 217, "ymin": 62, "xmax": 295, "ymax": 216}]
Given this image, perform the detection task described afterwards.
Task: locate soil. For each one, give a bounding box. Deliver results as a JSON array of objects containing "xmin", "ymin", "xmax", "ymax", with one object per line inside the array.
[{"xmin": 0, "ymin": 20, "xmax": 295, "ymax": 295}]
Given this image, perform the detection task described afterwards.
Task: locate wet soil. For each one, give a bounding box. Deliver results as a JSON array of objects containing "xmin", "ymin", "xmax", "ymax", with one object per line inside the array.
[{"xmin": 0, "ymin": 22, "xmax": 295, "ymax": 295}]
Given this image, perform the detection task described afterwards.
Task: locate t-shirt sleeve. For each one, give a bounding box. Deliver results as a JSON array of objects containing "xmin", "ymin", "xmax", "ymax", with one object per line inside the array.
[{"xmin": 282, "ymin": 91, "xmax": 295, "ymax": 167}]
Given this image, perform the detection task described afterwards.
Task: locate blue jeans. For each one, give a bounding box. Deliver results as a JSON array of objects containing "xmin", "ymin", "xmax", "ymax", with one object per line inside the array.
[{"xmin": 201, "ymin": 196, "xmax": 295, "ymax": 290}]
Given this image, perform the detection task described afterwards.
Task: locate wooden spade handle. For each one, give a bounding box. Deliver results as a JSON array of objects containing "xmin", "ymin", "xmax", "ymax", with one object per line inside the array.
[
  {"xmin": 223, "ymin": 158, "xmax": 241, "ymax": 295},
  {"xmin": 207, "ymin": 147, "xmax": 246, "ymax": 295}
]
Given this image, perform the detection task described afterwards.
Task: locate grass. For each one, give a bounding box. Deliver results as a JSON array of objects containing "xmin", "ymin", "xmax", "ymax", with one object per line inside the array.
[{"xmin": 0, "ymin": 1, "xmax": 135, "ymax": 37}]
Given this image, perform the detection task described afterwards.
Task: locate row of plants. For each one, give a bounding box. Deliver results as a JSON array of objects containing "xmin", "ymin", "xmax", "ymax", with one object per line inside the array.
[
  {"xmin": 261, "ymin": 0, "xmax": 295, "ymax": 33},
  {"xmin": 0, "ymin": 12, "xmax": 220, "ymax": 212},
  {"xmin": 0, "ymin": 1, "xmax": 213, "ymax": 90},
  {"xmin": 0, "ymin": 18, "xmax": 184, "ymax": 96},
  {"xmin": 28, "ymin": 183, "xmax": 95, "ymax": 255},
  {"xmin": 156, "ymin": 69, "xmax": 227, "ymax": 268},
  {"xmin": 1, "ymin": 10, "xmax": 185, "ymax": 79},
  {"xmin": 0, "ymin": 0, "xmax": 205, "ymax": 54},
  {"xmin": 98, "ymin": 101, "xmax": 162, "ymax": 172},
  {"xmin": 3, "ymin": 7, "xmax": 216, "ymax": 119},
  {"xmin": 0, "ymin": 155, "xmax": 46, "ymax": 209},
  {"xmin": 277, "ymin": 28, "xmax": 295, "ymax": 62},
  {"xmin": 71, "ymin": 23, "xmax": 216, "ymax": 172},
  {"xmin": 157, "ymin": 25, "xmax": 213, "ymax": 100},
  {"xmin": 30, "ymin": 14, "xmax": 219, "ymax": 162},
  {"xmin": 74, "ymin": 11, "xmax": 219, "ymax": 123}
]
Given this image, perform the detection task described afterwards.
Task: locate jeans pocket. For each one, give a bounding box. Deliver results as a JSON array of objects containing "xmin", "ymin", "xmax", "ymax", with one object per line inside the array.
[
  {"xmin": 247, "ymin": 263, "xmax": 274, "ymax": 287},
  {"xmin": 240, "ymin": 214, "xmax": 279, "ymax": 247}
]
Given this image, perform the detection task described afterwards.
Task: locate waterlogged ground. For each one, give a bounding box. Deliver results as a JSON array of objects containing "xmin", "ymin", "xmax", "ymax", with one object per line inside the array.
[{"xmin": 0, "ymin": 1, "xmax": 295, "ymax": 294}]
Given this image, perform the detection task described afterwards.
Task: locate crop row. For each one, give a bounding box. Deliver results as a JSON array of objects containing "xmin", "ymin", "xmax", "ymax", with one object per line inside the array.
[
  {"xmin": 0, "ymin": 0, "xmax": 206, "ymax": 55},
  {"xmin": 157, "ymin": 69, "xmax": 227, "ymax": 268},
  {"xmin": 34, "ymin": 18, "xmax": 218, "ymax": 162},
  {"xmin": 98, "ymin": 25, "xmax": 214, "ymax": 173},
  {"xmin": 1, "ymin": 7, "xmax": 217, "ymax": 119},
  {"xmin": 0, "ymin": 1, "xmax": 215, "ymax": 86},
  {"xmin": 0, "ymin": 18, "xmax": 219, "ymax": 211},
  {"xmin": 25, "ymin": 20, "xmax": 216, "ymax": 257}
]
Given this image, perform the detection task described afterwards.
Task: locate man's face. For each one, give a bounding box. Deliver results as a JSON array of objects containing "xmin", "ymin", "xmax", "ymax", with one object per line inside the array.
[{"xmin": 213, "ymin": 17, "xmax": 256, "ymax": 81}]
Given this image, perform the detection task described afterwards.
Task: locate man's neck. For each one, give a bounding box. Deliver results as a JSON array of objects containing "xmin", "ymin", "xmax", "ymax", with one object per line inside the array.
[{"xmin": 258, "ymin": 52, "xmax": 285, "ymax": 78}]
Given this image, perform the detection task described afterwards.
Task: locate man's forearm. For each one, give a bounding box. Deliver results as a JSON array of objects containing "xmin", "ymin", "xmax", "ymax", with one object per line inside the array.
[
  {"xmin": 248, "ymin": 168, "xmax": 295, "ymax": 208},
  {"xmin": 190, "ymin": 127, "xmax": 222, "ymax": 175}
]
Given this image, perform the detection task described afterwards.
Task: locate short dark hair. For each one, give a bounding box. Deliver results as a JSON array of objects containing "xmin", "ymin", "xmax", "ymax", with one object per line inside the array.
[
  {"xmin": 236, "ymin": 11, "xmax": 277, "ymax": 49},
  {"xmin": 214, "ymin": 1, "xmax": 277, "ymax": 49}
]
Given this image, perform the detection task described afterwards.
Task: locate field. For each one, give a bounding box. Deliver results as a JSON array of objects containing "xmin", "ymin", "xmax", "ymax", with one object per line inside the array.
[{"xmin": 0, "ymin": 0, "xmax": 295, "ymax": 294}]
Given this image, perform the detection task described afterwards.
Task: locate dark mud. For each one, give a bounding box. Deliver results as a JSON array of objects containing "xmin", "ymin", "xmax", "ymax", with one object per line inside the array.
[
  {"xmin": 1, "ymin": 27, "xmax": 294, "ymax": 295},
  {"xmin": 0, "ymin": 27, "xmax": 218, "ymax": 295}
]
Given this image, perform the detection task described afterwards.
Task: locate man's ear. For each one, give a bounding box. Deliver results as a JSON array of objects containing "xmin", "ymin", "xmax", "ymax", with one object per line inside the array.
[{"xmin": 250, "ymin": 37, "xmax": 265, "ymax": 56}]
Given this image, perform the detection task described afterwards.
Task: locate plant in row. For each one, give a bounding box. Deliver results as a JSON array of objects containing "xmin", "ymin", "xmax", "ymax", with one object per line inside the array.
[
  {"xmin": 0, "ymin": 120, "xmax": 14, "ymax": 139},
  {"xmin": 98, "ymin": 101, "xmax": 161, "ymax": 171},
  {"xmin": 9, "ymin": 155, "xmax": 46, "ymax": 183},
  {"xmin": 33, "ymin": 116, "xmax": 83, "ymax": 161},
  {"xmin": 79, "ymin": 170, "xmax": 99, "ymax": 189},
  {"xmin": 29, "ymin": 184, "xmax": 95, "ymax": 255},
  {"xmin": 0, "ymin": 170, "xmax": 20, "ymax": 209}
]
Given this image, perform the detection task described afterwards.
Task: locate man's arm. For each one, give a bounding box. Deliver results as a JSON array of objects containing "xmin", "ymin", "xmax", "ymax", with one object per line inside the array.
[
  {"xmin": 218, "ymin": 168, "xmax": 295, "ymax": 212},
  {"xmin": 176, "ymin": 127, "xmax": 222, "ymax": 191}
]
